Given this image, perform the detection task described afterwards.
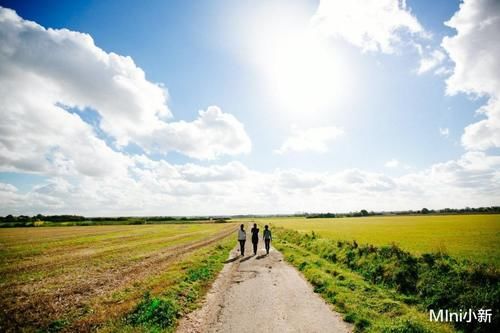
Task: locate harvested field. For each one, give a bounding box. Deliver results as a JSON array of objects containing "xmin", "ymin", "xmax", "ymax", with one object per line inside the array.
[{"xmin": 0, "ymin": 223, "xmax": 236, "ymax": 332}]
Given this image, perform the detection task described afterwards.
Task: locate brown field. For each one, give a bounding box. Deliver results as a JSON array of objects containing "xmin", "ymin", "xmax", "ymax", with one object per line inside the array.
[{"xmin": 0, "ymin": 224, "xmax": 235, "ymax": 332}]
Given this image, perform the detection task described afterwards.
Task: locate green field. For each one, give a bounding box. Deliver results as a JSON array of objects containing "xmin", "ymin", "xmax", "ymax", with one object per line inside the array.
[
  {"xmin": 0, "ymin": 223, "xmax": 236, "ymax": 332},
  {"xmin": 270, "ymin": 215, "xmax": 500, "ymax": 332},
  {"xmin": 256, "ymin": 214, "xmax": 500, "ymax": 265}
]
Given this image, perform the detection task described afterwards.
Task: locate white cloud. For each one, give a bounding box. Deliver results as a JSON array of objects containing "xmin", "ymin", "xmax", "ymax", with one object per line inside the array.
[
  {"xmin": 277, "ymin": 169, "xmax": 323, "ymax": 189},
  {"xmin": 425, "ymin": 152, "xmax": 500, "ymax": 192},
  {"xmin": 461, "ymin": 98, "xmax": 500, "ymax": 150},
  {"xmin": 0, "ymin": 4, "xmax": 499, "ymax": 216},
  {"xmin": 0, "ymin": 7, "xmax": 170, "ymax": 146},
  {"xmin": 144, "ymin": 106, "xmax": 251, "ymax": 160},
  {"xmin": 417, "ymin": 49, "xmax": 446, "ymax": 74},
  {"xmin": 275, "ymin": 126, "xmax": 343, "ymax": 154},
  {"xmin": 433, "ymin": 66, "xmax": 452, "ymax": 76},
  {"xmin": 442, "ymin": 0, "xmax": 500, "ymax": 98},
  {"xmin": 312, "ymin": 0, "xmax": 425, "ymax": 54},
  {"xmin": 385, "ymin": 159, "xmax": 400, "ymax": 168},
  {"xmin": 1, "ymin": 151, "xmax": 499, "ymax": 215},
  {"xmin": 0, "ymin": 75, "xmax": 132, "ymax": 177},
  {"xmin": 441, "ymin": 0, "xmax": 500, "ymax": 150},
  {"xmin": 0, "ymin": 7, "xmax": 250, "ymax": 165},
  {"xmin": 177, "ymin": 161, "xmax": 249, "ymax": 182},
  {"xmin": 439, "ymin": 127, "xmax": 450, "ymax": 138},
  {"xmin": 0, "ymin": 182, "xmax": 17, "ymax": 192}
]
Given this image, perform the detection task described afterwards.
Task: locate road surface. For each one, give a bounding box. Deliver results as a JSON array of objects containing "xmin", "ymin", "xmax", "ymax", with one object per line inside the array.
[{"xmin": 176, "ymin": 233, "xmax": 352, "ymax": 333}]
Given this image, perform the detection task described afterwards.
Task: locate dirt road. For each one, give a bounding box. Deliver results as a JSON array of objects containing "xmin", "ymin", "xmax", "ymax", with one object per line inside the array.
[{"xmin": 177, "ymin": 235, "xmax": 352, "ymax": 333}]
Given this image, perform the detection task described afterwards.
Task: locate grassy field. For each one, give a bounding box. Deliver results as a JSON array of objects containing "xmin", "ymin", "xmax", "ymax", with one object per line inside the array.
[
  {"xmin": 0, "ymin": 223, "xmax": 236, "ymax": 332},
  {"xmin": 273, "ymin": 227, "xmax": 499, "ymax": 332},
  {"xmin": 255, "ymin": 214, "xmax": 500, "ymax": 265},
  {"xmin": 260, "ymin": 214, "xmax": 500, "ymax": 332}
]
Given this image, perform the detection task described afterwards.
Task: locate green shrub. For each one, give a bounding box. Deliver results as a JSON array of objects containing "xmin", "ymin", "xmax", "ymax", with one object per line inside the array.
[
  {"xmin": 186, "ymin": 266, "xmax": 212, "ymax": 282},
  {"xmin": 383, "ymin": 316, "xmax": 431, "ymax": 333},
  {"xmin": 46, "ymin": 319, "xmax": 68, "ymax": 332},
  {"xmin": 127, "ymin": 292, "xmax": 179, "ymax": 329}
]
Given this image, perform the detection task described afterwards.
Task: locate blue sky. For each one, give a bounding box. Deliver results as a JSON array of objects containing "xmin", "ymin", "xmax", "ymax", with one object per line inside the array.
[{"xmin": 0, "ymin": 0, "xmax": 499, "ymax": 215}]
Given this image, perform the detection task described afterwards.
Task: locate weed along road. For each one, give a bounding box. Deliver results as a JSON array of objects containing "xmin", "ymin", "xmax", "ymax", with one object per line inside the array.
[{"xmin": 177, "ymin": 238, "xmax": 352, "ymax": 333}]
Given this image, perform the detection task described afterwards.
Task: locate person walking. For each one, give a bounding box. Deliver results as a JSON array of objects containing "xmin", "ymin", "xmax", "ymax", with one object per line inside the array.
[
  {"xmin": 237, "ymin": 224, "xmax": 246, "ymax": 256},
  {"xmin": 263, "ymin": 225, "xmax": 272, "ymax": 255},
  {"xmin": 251, "ymin": 223, "xmax": 259, "ymax": 255}
]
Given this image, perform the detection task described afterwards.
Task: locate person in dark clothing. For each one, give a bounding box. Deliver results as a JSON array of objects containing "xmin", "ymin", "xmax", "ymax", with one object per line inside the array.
[
  {"xmin": 263, "ymin": 225, "xmax": 272, "ymax": 255},
  {"xmin": 251, "ymin": 223, "xmax": 259, "ymax": 255},
  {"xmin": 237, "ymin": 224, "xmax": 246, "ymax": 256}
]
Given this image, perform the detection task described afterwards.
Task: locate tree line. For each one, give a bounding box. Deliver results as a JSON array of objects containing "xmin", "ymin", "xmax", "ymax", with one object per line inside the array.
[
  {"xmin": 0, "ymin": 214, "xmax": 228, "ymax": 226},
  {"xmin": 305, "ymin": 206, "xmax": 500, "ymax": 219}
]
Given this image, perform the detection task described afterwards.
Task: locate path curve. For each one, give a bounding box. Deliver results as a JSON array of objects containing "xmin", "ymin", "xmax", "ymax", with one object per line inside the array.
[{"xmin": 177, "ymin": 236, "xmax": 352, "ymax": 333}]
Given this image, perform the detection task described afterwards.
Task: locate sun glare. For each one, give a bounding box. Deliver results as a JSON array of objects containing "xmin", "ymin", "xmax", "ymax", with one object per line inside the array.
[
  {"xmin": 235, "ymin": 2, "xmax": 352, "ymax": 119},
  {"xmin": 265, "ymin": 29, "xmax": 347, "ymax": 115}
]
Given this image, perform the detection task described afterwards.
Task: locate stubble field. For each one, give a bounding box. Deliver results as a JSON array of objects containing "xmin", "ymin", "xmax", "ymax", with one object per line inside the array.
[{"xmin": 0, "ymin": 223, "xmax": 236, "ymax": 332}]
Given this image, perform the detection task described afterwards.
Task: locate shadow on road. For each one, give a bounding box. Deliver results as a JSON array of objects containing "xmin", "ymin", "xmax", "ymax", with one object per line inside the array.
[
  {"xmin": 240, "ymin": 255, "xmax": 255, "ymax": 262},
  {"xmin": 224, "ymin": 256, "xmax": 241, "ymax": 264},
  {"xmin": 256, "ymin": 254, "xmax": 268, "ymax": 260}
]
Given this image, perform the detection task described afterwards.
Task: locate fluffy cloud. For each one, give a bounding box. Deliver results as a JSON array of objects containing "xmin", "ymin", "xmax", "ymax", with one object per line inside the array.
[
  {"xmin": 439, "ymin": 127, "xmax": 450, "ymax": 138},
  {"xmin": 312, "ymin": 0, "xmax": 425, "ymax": 53},
  {"xmin": 177, "ymin": 161, "xmax": 249, "ymax": 182},
  {"xmin": 144, "ymin": 106, "xmax": 251, "ymax": 160},
  {"xmin": 443, "ymin": 0, "xmax": 500, "ymax": 97},
  {"xmin": 0, "ymin": 73, "xmax": 132, "ymax": 177},
  {"xmin": 385, "ymin": 159, "xmax": 400, "ymax": 168},
  {"xmin": 275, "ymin": 126, "xmax": 343, "ymax": 154},
  {"xmin": 277, "ymin": 169, "xmax": 323, "ymax": 190},
  {"xmin": 462, "ymin": 98, "xmax": 500, "ymax": 150},
  {"xmin": 441, "ymin": 0, "xmax": 500, "ymax": 150},
  {"xmin": 0, "ymin": 7, "xmax": 170, "ymax": 145},
  {"xmin": 0, "ymin": 183, "xmax": 17, "ymax": 192},
  {"xmin": 1, "ymin": 150, "xmax": 499, "ymax": 215},
  {"xmin": 417, "ymin": 49, "xmax": 446, "ymax": 74},
  {"xmin": 0, "ymin": 6, "xmax": 250, "ymax": 168}
]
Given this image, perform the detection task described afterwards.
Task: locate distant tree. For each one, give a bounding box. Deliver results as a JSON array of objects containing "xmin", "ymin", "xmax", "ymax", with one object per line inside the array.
[
  {"xmin": 360, "ymin": 209, "xmax": 369, "ymax": 216},
  {"xmin": 421, "ymin": 208, "xmax": 430, "ymax": 214}
]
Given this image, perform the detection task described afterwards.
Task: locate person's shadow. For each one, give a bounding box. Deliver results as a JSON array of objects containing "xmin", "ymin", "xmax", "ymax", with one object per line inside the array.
[
  {"xmin": 256, "ymin": 254, "xmax": 268, "ymax": 260},
  {"xmin": 224, "ymin": 256, "xmax": 241, "ymax": 264},
  {"xmin": 240, "ymin": 254, "xmax": 255, "ymax": 262}
]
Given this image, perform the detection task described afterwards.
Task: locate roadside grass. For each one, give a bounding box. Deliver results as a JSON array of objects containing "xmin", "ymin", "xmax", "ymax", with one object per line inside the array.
[
  {"xmin": 257, "ymin": 215, "xmax": 500, "ymax": 265},
  {"xmin": 96, "ymin": 239, "xmax": 234, "ymax": 333},
  {"xmin": 274, "ymin": 228, "xmax": 499, "ymax": 333},
  {"xmin": 0, "ymin": 224, "xmax": 236, "ymax": 332}
]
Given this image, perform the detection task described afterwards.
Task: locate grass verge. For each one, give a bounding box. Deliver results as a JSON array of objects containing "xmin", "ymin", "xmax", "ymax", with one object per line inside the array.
[
  {"xmin": 273, "ymin": 227, "xmax": 499, "ymax": 333},
  {"xmin": 96, "ymin": 237, "xmax": 233, "ymax": 333}
]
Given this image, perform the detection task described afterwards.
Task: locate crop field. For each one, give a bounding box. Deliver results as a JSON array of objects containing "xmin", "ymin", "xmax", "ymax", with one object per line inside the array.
[
  {"xmin": 260, "ymin": 214, "xmax": 500, "ymax": 265},
  {"xmin": 0, "ymin": 223, "xmax": 236, "ymax": 332},
  {"xmin": 269, "ymin": 215, "xmax": 500, "ymax": 332}
]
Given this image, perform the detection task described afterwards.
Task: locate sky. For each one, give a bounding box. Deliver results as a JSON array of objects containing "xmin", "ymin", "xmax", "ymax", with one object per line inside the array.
[{"xmin": 0, "ymin": 0, "xmax": 499, "ymax": 216}]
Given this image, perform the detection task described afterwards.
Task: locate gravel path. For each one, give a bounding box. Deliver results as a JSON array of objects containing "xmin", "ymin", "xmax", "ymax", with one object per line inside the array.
[{"xmin": 177, "ymin": 235, "xmax": 352, "ymax": 333}]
